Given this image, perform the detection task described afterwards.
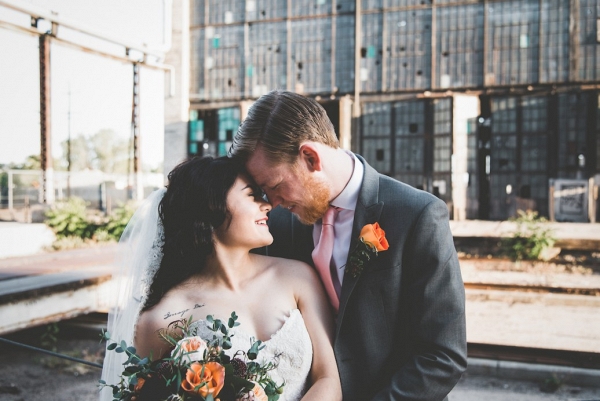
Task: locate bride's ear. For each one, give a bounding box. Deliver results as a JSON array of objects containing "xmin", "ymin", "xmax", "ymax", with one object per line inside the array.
[{"xmin": 298, "ymin": 143, "xmax": 323, "ymax": 172}]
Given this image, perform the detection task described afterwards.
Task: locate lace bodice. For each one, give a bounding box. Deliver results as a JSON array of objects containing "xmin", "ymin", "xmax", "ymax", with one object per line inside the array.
[{"xmin": 190, "ymin": 309, "xmax": 312, "ymax": 401}]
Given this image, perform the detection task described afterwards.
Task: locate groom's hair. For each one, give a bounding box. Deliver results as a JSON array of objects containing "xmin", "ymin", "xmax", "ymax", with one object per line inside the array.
[
  {"xmin": 143, "ymin": 156, "xmax": 247, "ymax": 311},
  {"xmin": 229, "ymin": 90, "xmax": 338, "ymax": 165}
]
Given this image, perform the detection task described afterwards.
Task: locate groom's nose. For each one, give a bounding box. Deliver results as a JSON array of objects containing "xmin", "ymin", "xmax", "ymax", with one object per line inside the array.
[{"xmin": 265, "ymin": 191, "xmax": 283, "ymax": 208}]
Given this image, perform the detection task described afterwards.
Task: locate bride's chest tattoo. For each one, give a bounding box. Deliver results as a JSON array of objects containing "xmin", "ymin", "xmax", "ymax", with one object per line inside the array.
[{"xmin": 163, "ymin": 303, "xmax": 205, "ymax": 320}]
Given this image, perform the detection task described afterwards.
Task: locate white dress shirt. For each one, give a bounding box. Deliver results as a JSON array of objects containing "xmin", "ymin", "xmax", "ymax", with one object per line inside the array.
[{"xmin": 313, "ymin": 152, "xmax": 364, "ymax": 287}]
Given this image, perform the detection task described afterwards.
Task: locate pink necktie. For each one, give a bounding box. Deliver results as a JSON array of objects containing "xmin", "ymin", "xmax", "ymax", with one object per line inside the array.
[{"xmin": 312, "ymin": 206, "xmax": 340, "ymax": 312}]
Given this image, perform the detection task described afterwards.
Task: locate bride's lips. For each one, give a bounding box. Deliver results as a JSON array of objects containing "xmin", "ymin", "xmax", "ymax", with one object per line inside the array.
[{"xmin": 255, "ymin": 217, "xmax": 268, "ymax": 226}]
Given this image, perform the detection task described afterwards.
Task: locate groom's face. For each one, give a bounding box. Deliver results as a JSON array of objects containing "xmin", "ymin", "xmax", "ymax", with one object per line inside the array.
[{"xmin": 246, "ymin": 149, "xmax": 330, "ymax": 225}]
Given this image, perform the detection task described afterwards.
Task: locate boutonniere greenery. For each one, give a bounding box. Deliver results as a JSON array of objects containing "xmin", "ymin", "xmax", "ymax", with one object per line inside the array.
[{"xmin": 346, "ymin": 223, "xmax": 389, "ymax": 278}]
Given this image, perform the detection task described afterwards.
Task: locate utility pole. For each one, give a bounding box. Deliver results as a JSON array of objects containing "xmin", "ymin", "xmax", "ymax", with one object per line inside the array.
[
  {"xmin": 39, "ymin": 32, "xmax": 54, "ymax": 205},
  {"xmin": 132, "ymin": 62, "xmax": 143, "ymax": 201}
]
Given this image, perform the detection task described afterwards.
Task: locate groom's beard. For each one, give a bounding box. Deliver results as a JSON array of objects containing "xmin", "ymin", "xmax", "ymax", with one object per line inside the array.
[{"xmin": 295, "ymin": 171, "xmax": 330, "ymax": 226}]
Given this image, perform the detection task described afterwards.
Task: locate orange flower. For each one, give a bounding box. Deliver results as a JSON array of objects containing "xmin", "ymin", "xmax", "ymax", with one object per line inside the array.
[
  {"xmin": 360, "ymin": 223, "xmax": 389, "ymax": 251},
  {"xmin": 172, "ymin": 336, "xmax": 208, "ymax": 362},
  {"xmin": 134, "ymin": 377, "xmax": 145, "ymax": 392},
  {"xmin": 181, "ymin": 362, "xmax": 225, "ymax": 398},
  {"xmin": 251, "ymin": 383, "xmax": 268, "ymax": 401}
]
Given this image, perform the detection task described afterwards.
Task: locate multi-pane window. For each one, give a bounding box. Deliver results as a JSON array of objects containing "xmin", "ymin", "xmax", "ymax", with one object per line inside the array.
[
  {"xmin": 362, "ymin": 103, "xmax": 392, "ymax": 174},
  {"xmin": 579, "ymin": 0, "xmax": 600, "ymax": 81},
  {"xmin": 485, "ymin": 1, "xmax": 539, "ymax": 85},
  {"xmin": 394, "ymin": 100, "xmax": 426, "ymax": 188},
  {"xmin": 540, "ymin": 0, "xmax": 570, "ymax": 83},
  {"xmin": 521, "ymin": 96, "xmax": 548, "ymax": 173},
  {"xmin": 436, "ymin": 4, "xmax": 484, "ymax": 88},
  {"xmin": 558, "ymin": 93, "xmax": 588, "ymax": 177},
  {"xmin": 491, "ymin": 97, "xmax": 518, "ymax": 173},
  {"xmin": 188, "ymin": 108, "xmax": 239, "ymax": 158},
  {"xmin": 217, "ymin": 108, "xmax": 240, "ymax": 156},
  {"xmin": 489, "ymin": 96, "xmax": 550, "ymax": 218},
  {"xmin": 248, "ymin": 22, "xmax": 287, "ymax": 97},
  {"xmin": 490, "ymin": 97, "xmax": 518, "ymax": 219},
  {"xmin": 433, "ymin": 98, "xmax": 452, "ymax": 173},
  {"xmin": 385, "ymin": 9, "xmax": 432, "ymax": 91}
]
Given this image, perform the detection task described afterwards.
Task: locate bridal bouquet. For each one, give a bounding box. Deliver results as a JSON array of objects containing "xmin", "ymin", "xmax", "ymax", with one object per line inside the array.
[{"xmin": 99, "ymin": 312, "xmax": 284, "ymax": 401}]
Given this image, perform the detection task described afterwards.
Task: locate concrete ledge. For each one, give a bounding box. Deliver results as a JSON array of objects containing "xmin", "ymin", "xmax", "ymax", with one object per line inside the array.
[
  {"xmin": 467, "ymin": 357, "xmax": 600, "ymax": 388},
  {"xmin": 0, "ymin": 278, "xmax": 115, "ymax": 335},
  {"xmin": 449, "ymin": 220, "xmax": 600, "ymax": 241}
]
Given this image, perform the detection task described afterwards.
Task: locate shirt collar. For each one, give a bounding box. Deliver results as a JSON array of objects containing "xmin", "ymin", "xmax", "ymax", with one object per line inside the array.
[{"xmin": 330, "ymin": 152, "xmax": 363, "ymax": 211}]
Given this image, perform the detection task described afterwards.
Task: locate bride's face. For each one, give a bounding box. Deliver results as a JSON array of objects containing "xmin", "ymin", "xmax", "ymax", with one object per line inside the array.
[{"xmin": 214, "ymin": 174, "xmax": 273, "ymax": 248}]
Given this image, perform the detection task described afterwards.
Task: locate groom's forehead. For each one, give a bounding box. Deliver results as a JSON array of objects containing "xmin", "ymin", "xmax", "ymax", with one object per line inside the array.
[{"xmin": 246, "ymin": 152, "xmax": 294, "ymax": 184}]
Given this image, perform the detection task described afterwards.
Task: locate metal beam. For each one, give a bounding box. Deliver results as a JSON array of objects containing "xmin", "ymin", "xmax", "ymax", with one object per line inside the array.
[
  {"xmin": 0, "ymin": 20, "xmax": 175, "ymax": 95},
  {"xmin": 39, "ymin": 33, "xmax": 54, "ymax": 205},
  {"xmin": 0, "ymin": 0, "xmax": 166, "ymax": 58}
]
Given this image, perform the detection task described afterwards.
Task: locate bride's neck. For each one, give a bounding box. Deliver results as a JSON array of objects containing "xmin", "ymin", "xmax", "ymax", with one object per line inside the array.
[{"xmin": 202, "ymin": 243, "xmax": 255, "ymax": 290}]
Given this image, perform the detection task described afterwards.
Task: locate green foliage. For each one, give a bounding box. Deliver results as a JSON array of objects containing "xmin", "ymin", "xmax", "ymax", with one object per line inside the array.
[
  {"xmin": 540, "ymin": 374, "xmax": 562, "ymax": 393},
  {"xmin": 102, "ymin": 201, "xmax": 136, "ymax": 241},
  {"xmin": 40, "ymin": 323, "xmax": 60, "ymax": 352},
  {"xmin": 502, "ymin": 210, "xmax": 557, "ymax": 261},
  {"xmin": 101, "ymin": 312, "xmax": 283, "ymax": 401},
  {"xmin": 44, "ymin": 197, "xmax": 136, "ymax": 246},
  {"xmin": 45, "ymin": 197, "xmax": 98, "ymax": 239},
  {"xmin": 48, "ymin": 235, "xmax": 87, "ymax": 251}
]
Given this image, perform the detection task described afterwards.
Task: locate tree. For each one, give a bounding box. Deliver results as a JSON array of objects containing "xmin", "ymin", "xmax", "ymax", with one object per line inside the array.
[
  {"xmin": 59, "ymin": 133, "xmax": 94, "ymax": 171},
  {"xmin": 89, "ymin": 129, "xmax": 130, "ymax": 174},
  {"xmin": 58, "ymin": 129, "xmax": 130, "ymax": 173}
]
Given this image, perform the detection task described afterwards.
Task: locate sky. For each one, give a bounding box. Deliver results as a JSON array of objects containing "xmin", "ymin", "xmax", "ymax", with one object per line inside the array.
[{"xmin": 0, "ymin": 0, "xmax": 167, "ymax": 171}]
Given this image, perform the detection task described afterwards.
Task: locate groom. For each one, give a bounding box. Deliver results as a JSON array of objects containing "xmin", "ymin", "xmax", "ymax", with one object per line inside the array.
[{"xmin": 229, "ymin": 90, "xmax": 467, "ymax": 401}]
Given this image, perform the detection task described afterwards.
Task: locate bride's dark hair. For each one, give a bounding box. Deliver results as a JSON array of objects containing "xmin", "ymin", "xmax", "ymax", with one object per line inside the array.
[{"xmin": 142, "ymin": 156, "xmax": 244, "ymax": 311}]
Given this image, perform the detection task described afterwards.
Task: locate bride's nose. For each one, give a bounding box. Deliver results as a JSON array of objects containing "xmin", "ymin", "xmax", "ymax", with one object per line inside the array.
[{"xmin": 260, "ymin": 200, "xmax": 272, "ymax": 212}]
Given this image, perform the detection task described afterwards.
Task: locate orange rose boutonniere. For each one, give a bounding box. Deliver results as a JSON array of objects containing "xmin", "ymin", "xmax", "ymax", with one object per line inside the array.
[{"xmin": 347, "ymin": 223, "xmax": 389, "ymax": 278}]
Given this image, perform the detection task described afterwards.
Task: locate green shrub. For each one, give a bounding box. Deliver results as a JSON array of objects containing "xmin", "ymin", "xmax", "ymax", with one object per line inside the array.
[
  {"xmin": 102, "ymin": 201, "xmax": 136, "ymax": 241},
  {"xmin": 47, "ymin": 235, "xmax": 87, "ymax": 251},
  {"xmin": 502, "ymin": 210, "xmax": 557, "ymax": 261},
  {"xmin": 44, "ymin": 197, "xmax": 98, "ymax": 239},
  {"xmin": 44, "ymin": 197, "xmax": 137, "ymax": 248}
]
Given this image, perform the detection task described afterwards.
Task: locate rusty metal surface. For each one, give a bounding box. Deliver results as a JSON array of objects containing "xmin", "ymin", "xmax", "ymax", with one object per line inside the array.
[{"xmin": 39, "ymin": 33, "xmax": 52, "ymax": 204}]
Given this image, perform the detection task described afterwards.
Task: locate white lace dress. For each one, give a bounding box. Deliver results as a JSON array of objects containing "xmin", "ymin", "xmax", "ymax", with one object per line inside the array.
[{"xmin": 191, "ymin": 309, "xmax": 313, "ymax": 401}]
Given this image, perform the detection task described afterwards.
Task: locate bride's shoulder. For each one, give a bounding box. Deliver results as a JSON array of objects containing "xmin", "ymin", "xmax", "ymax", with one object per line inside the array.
[{"xmin": 254, "ymin": 254, "xmax": 318, "ymax": 283}]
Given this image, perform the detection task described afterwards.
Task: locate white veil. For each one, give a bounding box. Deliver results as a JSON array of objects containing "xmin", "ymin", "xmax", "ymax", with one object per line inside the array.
[{"xmin": 100, "ymin": 188, "xmax": 166, "ymax": 400}]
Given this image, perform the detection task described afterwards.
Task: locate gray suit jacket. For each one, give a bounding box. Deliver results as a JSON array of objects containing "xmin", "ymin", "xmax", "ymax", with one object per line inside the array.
[{"xmin": 263, "ymin": 155, "xmax": 467, "ymax": 401}]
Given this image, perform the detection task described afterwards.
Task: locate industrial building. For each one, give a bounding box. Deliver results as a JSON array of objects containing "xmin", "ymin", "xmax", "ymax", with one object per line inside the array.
[{"xmin": 164, "ymin": 0, "xmax": 600, "ymax": 221}]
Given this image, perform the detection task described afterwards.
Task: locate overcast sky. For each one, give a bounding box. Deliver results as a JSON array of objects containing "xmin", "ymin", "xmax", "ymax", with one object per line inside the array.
[{"xmin": 0, "ymin": 0, "xmax": 167, "ymax": 170}]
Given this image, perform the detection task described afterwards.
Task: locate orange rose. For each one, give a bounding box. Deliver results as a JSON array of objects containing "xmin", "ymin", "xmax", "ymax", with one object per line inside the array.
[
  {"xmin": 360, "ymin": 223, "xmax": 389, "ymax": 251},
  {"xmin": 181, "ymin": 362, "xmax": 225, "ymax": 398},
  {"xmin": 251, "ymin": 383, "xmax": 268, "ymax": 401},
  {"xmin": 172, "ymin": 336, "xmax": 208, "ymax": 363},
  {"xmin": 134, "ymin": 377, "xmax": 145, "ymax": 392}
]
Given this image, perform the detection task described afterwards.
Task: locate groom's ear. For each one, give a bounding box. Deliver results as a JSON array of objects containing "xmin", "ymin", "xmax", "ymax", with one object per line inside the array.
[{"xmin": 298, "ymin": 143, "xmax": 323, "ymax": 172}]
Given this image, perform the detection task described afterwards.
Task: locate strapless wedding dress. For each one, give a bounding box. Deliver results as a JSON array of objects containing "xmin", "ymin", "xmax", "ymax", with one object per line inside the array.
[{"xmin": 191, "ymin": 309, "xmax": 313, "ymax": 401}]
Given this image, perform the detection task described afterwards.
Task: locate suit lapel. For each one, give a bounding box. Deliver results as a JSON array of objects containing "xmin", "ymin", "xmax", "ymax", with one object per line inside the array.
[{"xmin": 336, "ymin": 155, "xmax": 383, "ymax": 333}]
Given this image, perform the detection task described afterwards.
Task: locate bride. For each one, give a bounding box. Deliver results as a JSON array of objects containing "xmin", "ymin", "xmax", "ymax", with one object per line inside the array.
[{"xmin": 100, "ymin": 156, "xmax": 341, "ymax": 401}]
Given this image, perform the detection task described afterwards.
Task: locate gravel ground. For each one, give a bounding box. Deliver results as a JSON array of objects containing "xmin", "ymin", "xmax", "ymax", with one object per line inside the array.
[
  {"xmin": 1, "ymin": 322, "xmax": 599, "ymax": 401},
  {"xmin": 449, "ymin": 373, "xmax": 600, "ymax": 401},
  {"xmin": 0, "ymin": 325, "xmax": 105, "ymax": 401}
]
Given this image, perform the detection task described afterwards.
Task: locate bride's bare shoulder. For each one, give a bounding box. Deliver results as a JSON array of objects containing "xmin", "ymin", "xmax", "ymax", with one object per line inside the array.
[{"xmin": 253, "ymin": 254, "xmax": 317, "ymax": 282}]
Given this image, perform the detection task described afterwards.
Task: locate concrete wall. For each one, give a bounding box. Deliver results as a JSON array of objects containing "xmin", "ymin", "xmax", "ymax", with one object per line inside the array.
[{"xmin": 0, "ymin": 223, "xmax": 55, "ymax": 259}]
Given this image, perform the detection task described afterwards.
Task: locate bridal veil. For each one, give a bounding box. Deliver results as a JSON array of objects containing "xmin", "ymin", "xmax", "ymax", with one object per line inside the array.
[{"xmin": 100, "ymin": 188, "xmax": 166, "ymax": 400}]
